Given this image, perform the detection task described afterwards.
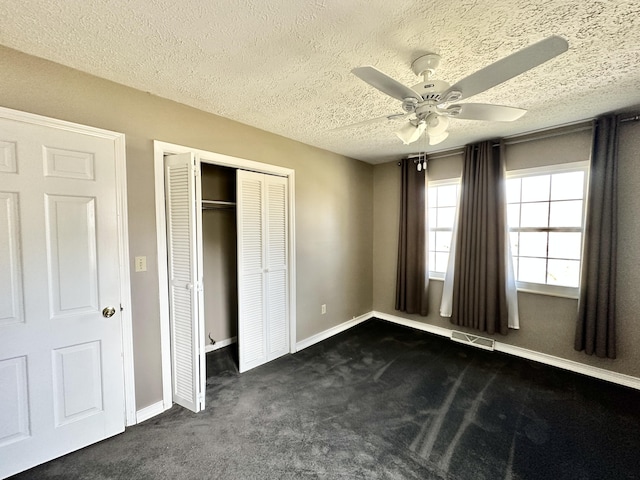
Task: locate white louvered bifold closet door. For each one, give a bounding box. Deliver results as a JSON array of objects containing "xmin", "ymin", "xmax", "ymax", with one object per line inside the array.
[
  {"xmin": 237, "ymin": 171, "xmax": 265, "ymax": 373},
  {"xmin": 265, "ymin": 175, "xmax": 289, "ymax": 360},
  {"xmin": 165, "ymin": 153, "xmax": 205, "ymax": 412},
  {"xmin": 237, "ymin": 170, "xmax": 289, "ymax": 373}
]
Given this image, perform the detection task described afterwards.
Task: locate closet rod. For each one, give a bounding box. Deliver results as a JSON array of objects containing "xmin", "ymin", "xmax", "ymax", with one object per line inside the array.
[{"xmin": 202, "ymin": 200, "xmax": 236, "ymax": 210}]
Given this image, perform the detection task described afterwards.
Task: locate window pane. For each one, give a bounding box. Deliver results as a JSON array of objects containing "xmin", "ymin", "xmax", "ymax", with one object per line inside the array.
[
  {"xmin": 428, "ymin": 208, "xmax": 437, "ymax": 227},
  {"xmin": 435, "ymin": 231, "xmax": 452, "ymax": 252},
  {"xmin": 507, "ymin": 166, "xmax": 586, "ymax": 290},
  {"xmin": 548, "ymin": 232, "xmax": 582, "ymax": 260},
  {"xmin": 507, "ymin": 204, "xmax": 520, "ymax": 227},
  {"xmin": 437, "ymin": 207, "xmax": 456, "ymax": 229},
  {"xmin": 551, "ymin": 171, "xmax": 584, "ymax": 201},
  {"xmin": 438, "ymin": 185, "xmax": 458, "ymax": 207},
  {"xmin": 518, "ymin": 257, "xmax": 547, "ymax": 283},
  {"xmin": 519, "ymin": 232, "xmax": 548, "ymax": 258},
  {"xmin": 521, "ymin": 175, "xmax": 550, "ymax": 202},
  {"xmin": 549, "ymin": 200, "xmax": 583, "ymax": 228},
  {"xmin": 428, "ymin": 187, "xmax": 437, "ymax": 207},
  {"xmin": 435, "ymin": 252, "xmax": 449, "ymax": 273},
  {"xmin": 506, "ymin": 178, "xmax": 521, "ymax": 203},
  {"xmin": 547, "ymin": 259, "xmax": 580, "ymax": 287},
  {"xmin": 428, "ymin": 182, "xmax": 458, "ymax": 276},
  {"xmin": 510, "ymin": 232, "xmax": 519, "ymax": 256},
  {"xmin": 520, "ymin": 202, "xmax": 549, "ymax": 228}
]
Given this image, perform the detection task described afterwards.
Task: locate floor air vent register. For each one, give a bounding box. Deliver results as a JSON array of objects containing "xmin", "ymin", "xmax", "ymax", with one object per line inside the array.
[{"xmin": 450, "ymin": 331, "xmax": 495, "ymax": 351}]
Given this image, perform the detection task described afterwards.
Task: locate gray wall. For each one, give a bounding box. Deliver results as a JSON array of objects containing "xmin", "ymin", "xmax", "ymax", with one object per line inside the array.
[
  {"xmin": 0, "ymin": 46, "xmax": 374, "ymax": 409},
  {"xmin": 373, "ymin": 125, "xmax": 640, "ymax": 378}
]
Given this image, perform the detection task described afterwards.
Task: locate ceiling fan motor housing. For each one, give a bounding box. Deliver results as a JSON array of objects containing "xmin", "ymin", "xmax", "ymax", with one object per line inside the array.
[{"xmin": 411, "ymin": 79, "xmax": 450, "ymax": 102}]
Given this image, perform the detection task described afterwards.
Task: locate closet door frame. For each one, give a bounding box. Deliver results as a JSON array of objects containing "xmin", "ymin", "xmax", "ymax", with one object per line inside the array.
[{"xmin": 153, "ymin": 140, "xmax": 296, "ymax": 412}]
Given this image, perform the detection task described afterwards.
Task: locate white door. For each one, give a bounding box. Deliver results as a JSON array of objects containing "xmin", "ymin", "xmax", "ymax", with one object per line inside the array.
[
  {"xmin": 164, "ymin": 153, "xmax": 205, "ymax": 413},
  {"xmin": 237, "ymin": 170, "xmax": 289, "ymax": 373},
  {"xmin": 0, "ymin": 116, "xmax": 126, "ymax": 477}
]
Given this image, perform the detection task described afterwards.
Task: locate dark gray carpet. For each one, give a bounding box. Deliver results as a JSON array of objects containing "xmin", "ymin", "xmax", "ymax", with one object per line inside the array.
[{"xmin": 11, "ymin": 319, "xmax": 640, "ymax": 479}]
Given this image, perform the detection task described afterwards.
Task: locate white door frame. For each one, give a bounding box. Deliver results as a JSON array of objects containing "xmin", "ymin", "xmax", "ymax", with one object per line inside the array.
[
  {"xmin": 153, "ymin": 140, "xmax": 297, "ymax": 410},
  {"xmin": 0, "ymin": 106, "xmax": 137, "ymax": 426}
]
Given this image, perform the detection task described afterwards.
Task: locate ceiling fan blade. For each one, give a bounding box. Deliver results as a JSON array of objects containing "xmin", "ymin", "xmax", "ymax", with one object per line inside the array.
[
  {"xmin": 442, "ymin": 36, "xmax": 569, "ymax": 102},
  {"xmin": 352, "ymin": 66, "xmax": 422, "ymax": 102},
  {"xmin": 330, "ymin": 112, "xmax": 409, "ymax": 132},
  {"xmin": 449, "ymin": 103, "xmax": 527, "ymax": 121}
]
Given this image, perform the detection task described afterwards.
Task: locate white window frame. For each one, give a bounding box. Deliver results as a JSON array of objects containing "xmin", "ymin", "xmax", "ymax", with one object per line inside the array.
[
  {"xmin": 505, "ymin": 161, "xmax": 590, "ymax": 298},
  {"xmin": 428, "ymin": 178, "xmax": 461, "ymax": 280}
]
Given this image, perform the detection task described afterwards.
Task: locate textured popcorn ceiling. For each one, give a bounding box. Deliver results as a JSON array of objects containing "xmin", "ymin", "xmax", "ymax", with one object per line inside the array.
[{"xmin": 0, "ymin": 0, "xmax": 639, "ymax": 164}]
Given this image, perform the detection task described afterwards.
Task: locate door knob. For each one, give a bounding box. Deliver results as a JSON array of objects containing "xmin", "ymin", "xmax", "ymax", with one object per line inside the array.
[{"xmin": 102, "ymin": 306, "xmax": 116, "ymax": 318}]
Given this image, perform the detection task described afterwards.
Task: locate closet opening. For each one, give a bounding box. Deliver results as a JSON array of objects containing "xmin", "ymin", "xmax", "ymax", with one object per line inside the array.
[
  {"xmin": 154, "ymin": 140, "xmax": 297, "ymax": 415},
  {"xmin": 200, "ymin": 164, "xmax": 239, "ymax": 369}
]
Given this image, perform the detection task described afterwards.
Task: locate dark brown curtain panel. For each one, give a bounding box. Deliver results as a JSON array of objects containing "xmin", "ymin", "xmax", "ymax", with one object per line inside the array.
[
  {"xmin": 450, "ymin": 141, "xmax": 509, "ymax": 335},
  {"xmin": 575, "ymin": 115, "xmax": 619, "ymax": 359},
  {"xmin": 395, "ymin": 158, "xmax": 429, "ymax": 315}
]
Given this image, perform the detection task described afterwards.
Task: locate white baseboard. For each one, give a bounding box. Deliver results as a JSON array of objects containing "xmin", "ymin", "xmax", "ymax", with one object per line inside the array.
[
  {"xmin": 496, "ymin": 343, "xmax": 640, "ymax": 390},
  {"xmin": 295, "ymin": 312, "xmax": 374, "ymax": 352},
  {"xmin": 205, "ymin": 336, "xmax": 237, "ymax": 353},
  {"xmin": 135, "ymin": 400, "xmax": 168, "ymax": 424},
  {"xmin": 372, "ymin": 310, "xmax": 640, "ymax": 391},
  {"xmin": 373, "ymin": 311, "xmax": 452, "ymax": 338}
]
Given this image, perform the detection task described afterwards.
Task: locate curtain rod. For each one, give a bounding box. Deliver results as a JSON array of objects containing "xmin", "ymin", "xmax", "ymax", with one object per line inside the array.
[
  {"xmin": 621, "ymin": 114, "xmax": 640, "ymax": 123},
  {"xmin": 401, "ymin": 112, "xmax": 640, "ymax": 164},
  {"xmin": 404, "ymin": 121, "xmax": 590, "ymax": 162}
]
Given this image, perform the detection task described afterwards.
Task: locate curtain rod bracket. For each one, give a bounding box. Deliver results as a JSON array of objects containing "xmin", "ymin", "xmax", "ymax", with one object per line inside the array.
[{"xmin": 621, "ymin": 114, "xmax": 640, "ymax": 123}]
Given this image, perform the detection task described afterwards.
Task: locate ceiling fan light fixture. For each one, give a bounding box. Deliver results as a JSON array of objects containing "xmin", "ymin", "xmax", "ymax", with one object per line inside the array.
[
  {"xmin": 428, "ymin": 131, "xmax": 449, "ymax": 145},
  {"xmin": 425, "ymin": 113, "xmax": 449, "ymax": 136},
  {"xmin": 395, "ymin": 121, "xmax": 426, "ymax": 145}
]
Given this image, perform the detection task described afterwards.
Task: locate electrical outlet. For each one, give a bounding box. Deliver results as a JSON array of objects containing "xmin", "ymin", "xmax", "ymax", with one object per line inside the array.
[
  {"xmin": 135, "ymin": 256, "xmax": 147, "ymax": 272},
  {"xmin": 321, "ymin": 304, "xmax": 326, "ymax": 315}
]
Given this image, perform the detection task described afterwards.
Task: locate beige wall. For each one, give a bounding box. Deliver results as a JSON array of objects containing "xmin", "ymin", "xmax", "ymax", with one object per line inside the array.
[
  {"xmin": 373, "ymin": 125, "xmax": 640, "ymax": 378},
  {"xmin": 3, "ymin": 44, "xmax": 637, "ymax": 413},
  {"xmin": 0, "ymin": 46, "xmax": 373, "ymax": 409}
]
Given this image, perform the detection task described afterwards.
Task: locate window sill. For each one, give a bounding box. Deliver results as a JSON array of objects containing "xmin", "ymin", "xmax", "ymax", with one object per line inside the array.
[
  {"xmin": 429, "ymin": 275, "xmax": 578, "ymax": 299},
  {"xmin": 516, "ymin": 287, "xmax": 578, "ymax": 300}
]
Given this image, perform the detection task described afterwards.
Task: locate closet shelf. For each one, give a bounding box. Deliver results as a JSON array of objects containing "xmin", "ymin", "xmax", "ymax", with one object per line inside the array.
[{"xmin": 202, "ymin": 200, "xmax": 236, "ymax": 210}]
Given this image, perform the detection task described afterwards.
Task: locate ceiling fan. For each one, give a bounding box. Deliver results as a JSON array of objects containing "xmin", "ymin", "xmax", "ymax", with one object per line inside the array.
[{"xmin": 348, "ymin": 36, "xmax": 569, "ymax": 146}]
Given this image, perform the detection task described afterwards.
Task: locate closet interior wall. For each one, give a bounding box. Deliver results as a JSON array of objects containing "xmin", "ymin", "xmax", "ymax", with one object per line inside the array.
[{"xmin": 201, "ymin": 163, "xmax": 237, "ymax": 350}]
